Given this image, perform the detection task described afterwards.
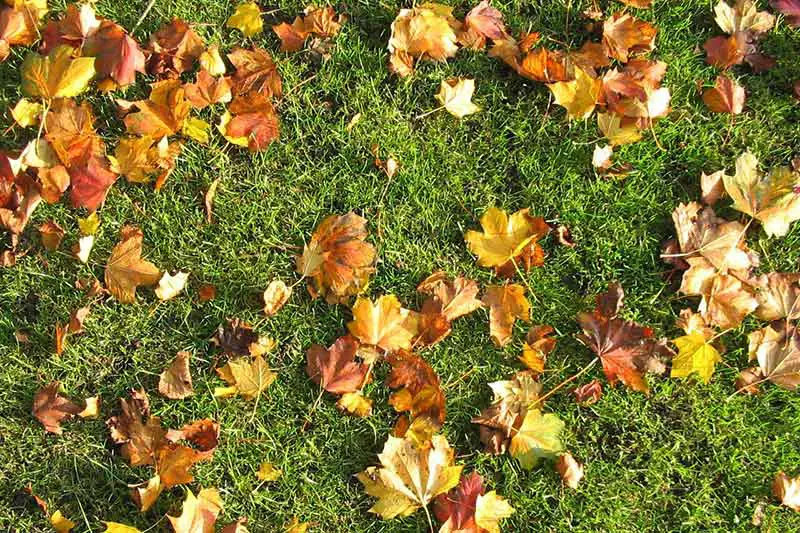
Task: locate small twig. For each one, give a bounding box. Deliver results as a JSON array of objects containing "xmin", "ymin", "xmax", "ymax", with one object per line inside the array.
[
  {"xmin": 512, "ymin": 257, "xmax": 540, "ymax": 304},
  {"xmin": 133, "ymin": 0, "xmax": 158, "ymax": 33},
  {"xmin": 286, "ymin": 74, "xmax": 319, "ymax": 97}
]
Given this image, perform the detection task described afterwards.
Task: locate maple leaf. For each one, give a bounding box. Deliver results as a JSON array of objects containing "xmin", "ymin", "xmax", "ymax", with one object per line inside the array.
[
  {"xmin": 602, "ymin": 13, "xmax": 657, "ymax": 63},
  {"xmin": 0, "ymin": 0, "xmax": 48, "ymax": 61},
  {"xmin": 215, "ymin": 353, "xmax": 277, "ymax": 400},
  {"xmin": 218, "ymin": 93, "xmax": 280, "ymax": 151},
  {"xmin": 517, "ymin": 47, "xmax": 571, "ymax": 83},
  {"xmin": 348, "ymin": 295, "xmax": 420, "ymax": 353},
  {"xmin": 69, "ymin": 155, "xmax": 118, "ymax": 211},
  {"xmin": 101, "ymin": 523, "xmax": 142, "ymax": 533},
  {"xmin": 463, "ymin": 1, "xmax": 507, "ymax": 46},
  {"xmin": 159, "ymin": 351, "xmax": 193, "ymax": 400},
  {"xmin": 703, "ymin": 75, "xmax": 745, "ymax": 114},
  {"xmin": 671, "ymin": 332, "xmax": 722, "ymax": 383},
  {"xmin": 147, "ymin": 18, "xmax": 204, "ymax": 76},
  {"xmin": 772, "ymin": 0, "xmax": 800, "ymax": 27},
  {"xmin": 578, "ymin": 283, "xmax": 670, "ymax": 393},
  {"xmin": 509, "ymin": 408, "xmax": 564, "ymax": 469},
  {"xmin": 434, "ymin": 471, "xmax": 514, "ymax": 533},
  {"xmin": 39, "ymin": 3, "xmax": 98, "ymax": 53},
  {"xmin": 273, "ymin": 19, "xmax": 309, "ymax": 52},
  {"xmin": 124, "ymin": 80, "xmax": 191, "ymax": 138},
  {"xmin": 227, "ymin": 2, "xmax": 263, "ymax": 37},
  {"xmin": 296, "ymin": 212, "xmax": 377, "ymax": 303},
  {"xmin": 168, "ymin": 488, "xmax": 223, "ymax": 533},
  {"xmin": 44, "ymin": 98, "xmax": 104, "ymax": 167},
  {"xmin": 306, "ymin": 335, "xmax": 369, "ymax": 395},
  {"xmin": 106, "ymin": 389, "xmax": 166, "ymax": 466},
  {"xmin": 228, "ymin": 47, "xmax": 283, "ymax": 99},
  {"xmin": 22, "ymin": 45, "xmax": 95, "ymax": 101},
  {"xmin": 105, "ymin": 226, "xmax": 161, "ymax": 303},
  {"xmin": 199, "ymin": 45, "xmax": 226, "ymax": 76},
  {"xmin": 482, "ymin": 284, "xmax": 530, "ymax": 347},
  {"xmin": 83, "ymin": 20, "xmax": 146, "ymax": 88},
  {"xmin": 722, "ymin": 150, "xmax": 800, "ymax": 237},
  {"xmin": 435, "ymin": 78, "xmax": 481, "ymax": 118},
  {"xmin": 520, "ymin": 325, "xmax": 556, "ymax": 373},
  {"xmin": 680, "ymin": 258, "xmax": 758, "ymax": 328},
  {"xmin": 748, "ymin": 322, "xmax": 800, "ymax": 390},
  {"xmin": 472, "ymin": 371, "xmax": 542, "ymax": 446},
  {"xmin": 464, "ymin": 207, "xmax": 550, "ymax": 275},
  {"xmin": 32, "ymin": 381, "xmax": 81, "ymax": 434},
  {"xmin": 357, "ymin": 434, "xmax": 463, "ymax": 519},
  {"xmin": 572, "ymin": 379, "xmax": 603, "ymax": 405},
  {"xmin": 556, "ymin": 452, "xmax": 584, "ymax": 489},
  {"xmin": 548, "ymin": 68, "xmax": 602, "ymax": 120},
  {"xmin": 714, "ymin": 0, "xmax": 774, "ymax": 35},
  {"xmin": 416, "ymin": 272, "xmax": 482, "ymax": 346},
  {"xmin": 752, "ymin": 273, "xmax": 800, "ymax": 320},
  {"xmin": 388, "ymin": 4, "xmax": 459, "ymax": 75},
  {"xmin": 50, "ymin": 510, "xmax": 76, "ymax": 532},
  {"xmin": 386, "ymin": 350, "xmax": 446, "ymax": 427},
  {"xmin": 773, "ymin": 472, "xmax": 800, "ymax": 511},
  {"xmin": 185, "ymin": 69, "xmax": 232, "ymax": 109},
  {"xmin": 110, "ymin": 135, "xmax": 181, "ymax": 186},
  {"xmin": 704, "ymin": 34, "xmax": 745, "ymax": 69}
]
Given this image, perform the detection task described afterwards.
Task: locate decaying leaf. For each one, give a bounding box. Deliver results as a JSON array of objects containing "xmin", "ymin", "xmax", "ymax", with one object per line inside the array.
[
  {"xmin": 572, "ymin": 379, "xmax": 603, "ymax": 405},
  {"xmin": 105, "ymin": 226, "xmax": 161, "ymax": 303},
  {"xmin": 752, "ymin": 273, "xmax": 800, "ymax": 321},
  {"xmin": 435, "ymin": 78, "xmax": 481, "ymax": 118},
  {"xmin": 386, "ymin": 350, "xmax": 446, "ymax": 428},
  {"xmin": 263, "ymin": 280, "xmax": 292, "ymax": 316},
  {"xmin": 482, "ymin": 284, "xmax": 530, "ymax": 347},
  {"xmin": 32, "ymin": 382, "xmax": 81, "ymax": 434},
  {"xmin": 434, "ymin": 471, "xmax": 514, "ymax": 533},
  {"xmin": 159, "ymin": 351, "xmax": 193, "ymax": 400},
  {"xmin": 465, "ymin": 207, "xmax": 550, "ymax": 276},
  {"xmin": 356, "ymin": 434, "xmax": 463, "ymax": 519},
  {"xmin": 556, "ymin": 452, "xmax": 584, "ymax": 489}
]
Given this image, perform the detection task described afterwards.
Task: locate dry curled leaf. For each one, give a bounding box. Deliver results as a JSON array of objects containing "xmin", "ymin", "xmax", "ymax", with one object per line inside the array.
[
  {"xmin": 556, "ymin": 452, "xmax": 584, "ymax": 489},
  {"xmin": 263, "ymin": 280, "xmax": 292, "ymax": 316},
  {"xmin": 773, "ymin": 472, "xmax": 800, "ymax": 511},
  {"xmin": 416, "ymin": 272, "xmax": 482, "ymax": 346},
  {"xmin": 386, "ymin": 350, "xmax": 446, "ymax": 428},
  {"xmin": 572, "ymin": 379, "xmax": 603, "ymax": 405},
  {"xmin": 38, "ymin": 220, "xmax": 64, "ymax": 251},
  {"xmin": 155, "ymin": 271, "xmax": 188, "ymax": 301},
  {"xmin": 159, "ymin": 351, "xmax": 193, "ymax": 400},
  {"xmin": 32, "ymin": 381, "xmax": 81, "ymax": 434},
  {"xmin": 147, "ymin": 18, "xmax": 204, "ymax": 76},
  {"xmin": 748, "ymin": 322, "xmax": 800, "ymax": 390}
]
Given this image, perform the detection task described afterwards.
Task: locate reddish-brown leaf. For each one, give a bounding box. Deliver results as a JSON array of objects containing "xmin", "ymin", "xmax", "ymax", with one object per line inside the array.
[
  {"xmin": 386, "ymin": 350, "xmax": 446, "ymax": 427},
  {"xmin": 32, "ymin": 382, "xmax": 81, "ymax": 434},
  {"xmin": 572, "ymin": 379, "xmax": 603, "ymax": 405},
  {"xmin": 146, "ymin": 18, "xmax": 204, "ymax": 76},
  {"xmin": 184, "ymin": 69, "xmax": 232, "ymax": 109},
  {"xmin": 703, "ymin": 75, "xmax": 745, "ymax": 114},
  {"xmin": 68, "ymin": 155, "xmax": 118, "ymax": 211},
  {"xmin": 83, "ymin": 20, "xmax": 145, "ymax": 87},
  {"xmin": 602, "ymin": 12, "xmax": 657, "ymax": 63},
  {"xmin": 212, "ymin": 318, "xmax": 259, "ymax": 356},
  {"xmin": 223, "ymin": 93, "xmax": 280, "ymax": 151},
  {"xmin": 306, "ymin": 335, "xmax": 369, "ymax": 395},
  {"xmin": 228, "ymin": 46, "xmax": 283, "ymax": 99}
]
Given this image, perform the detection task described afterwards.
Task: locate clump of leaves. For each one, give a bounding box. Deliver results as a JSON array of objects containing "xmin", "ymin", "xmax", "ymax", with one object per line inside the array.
[
  {"xmin": 434, "ymin": 471, "xmax": 515, "ymax": 533},
  {"xmin": 273, "ymin": 5, "xmax": 343, "ymax": 53}
]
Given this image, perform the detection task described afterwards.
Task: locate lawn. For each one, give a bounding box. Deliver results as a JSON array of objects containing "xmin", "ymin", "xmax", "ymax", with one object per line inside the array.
[{"xmin": 2, "ymin": 0, "xmax": 800, "ymax": 531}]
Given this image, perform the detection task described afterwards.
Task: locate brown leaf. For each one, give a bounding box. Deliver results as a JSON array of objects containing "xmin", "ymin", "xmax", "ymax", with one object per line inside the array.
[
  {"xmin": 520, "ymin": 325, "xmax": 556, "ymax": 373},
  {"xmin": 703, "ymin": 75, "xmax": 745, "ymax": 114},
  {"xmin": 228, "ymin": 47, "xmax": 283, "ymax": 99},
  {"xmin": 273, "ymin": 19, "xmax": 309, "ymax": 52},
  {"xmin": 296, "ymin": 212, "xmax": 376, "ymax": 303},
  {"xmin": 556, "ymin": 452, "xmax": 584, "ymax": 489},
  {"xmin": 147, "ymin": 18, "xmax": 204, "ymax": 76},
  {"xmin": 748, "ymin": 322, "xmax": 800, "ymax": 390},
  {"xmin": 518, "ymin": 47, "xmax": 571, "ymax": 83},
  {"xmin": 306, "ymin": 335, "xmax": 369, "ymax": 395},
  {"xmin": 751, "ymin": 272, "xmax": 800, "ymax": 321},
  {"xmin": 572, "ymin": 379, "xmax": 603, "ymax": 405},
  {"xmin": 212, "ymin": 318, "xmax": 260, "ymax": 356},
  {"xmin": 734, "ymin": 366, "xmax": 762, "ymax": 395},
  {"xmin": 701, "ymin": 170, "xmax": 726, "ymax": 205},
  {"xmin": 159, "ymin": 351, "xmax": 194, "ymax": 400},
  {"xmin": 54, "ymin": 322, "xmax": 67, "ymax": 355},
  {"xmin": 602, "ymin": 12, "xmax": 657, "ymax": 63},
  {"xmin": 464, "ymin": 0, "xmax": 507, "ymax": 46},
  {"xmin": 44, "ymin": 98, "xmax": 105, "ymax": 168},
  {"xmin": 38, "ymin": 220, "xmax": 65, "ymax": 251},
  {"xmin": 198, "ymin": 283, "xmax": 217, "ymax": 301},
  {"xmin": 417, "ymin": 272, "xmax": 483, "ymax": 322},
  {"xmin": 704, "ymin": 34, "xmax": 745, "ymax": 69},
  {"xmin": 772, "ymin": 472, "xmax": 800, "ymax": 511},
  {"xmin": 680, "ymin": 260, "xmax": 758, "ymax": 328},
  {"xmin": 386, "ymin": 350, "xmax": 446, "ymax": 427},
  {"xmin": 185, "ymin": 69, "xmax": 232, "ymax": 109},
  {"xmin": 32, "ymin": 382, "xmax": 81, "ymax": 434},
  {"xmin": 104, "ymin": 226, "xmax": 161, "ymax": 303},
  {"xmin": 482, "ymin": 284, "xmax": 530, "ymax": 347},
  {"xmin": 204, "ymin": 178, "xmax": 220, "ymax": 224},
  {"xmin": 220, "ymin": 93, "xmax": 280, "ymax": 152},
  {"xmin": 106, "ymin": 390, "xmax": 166, "ymax": 466},
  {"xmin": 68, "ymin": 306, "xmax": 90, "ymax": 334}
]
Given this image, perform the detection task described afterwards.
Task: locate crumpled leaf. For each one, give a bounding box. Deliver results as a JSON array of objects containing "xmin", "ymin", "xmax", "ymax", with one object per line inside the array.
[
  {"xmin": 703, "ymin": 75, "xmax": 745, "ymax": 115},
  {"xmin": 387, "ymin": 3, "xmax": 458, "ymax": 75},
  {"xmin": 212, "ymin": 318, "xmax": 262, "ymax": 356},
  {"xmin": 435, "ymin": 78, "xmax": 481, "ymax": 118},
  {"xmin": 548, "ymin": 68, "xmax": 602, "ymax": 120},
  {"xmin": 22, "ymin": 45, "xmax": 95, "ymax": 100},
  {"xmin": 32, "ymin": 381, "xmax": 81, "ymax": 434},
  {"xmin": 306, "ymin": 335, "xmax": 369, "ymax": 395},
  {"xmin": 482, "ymin": 284, "xmax": 530, "ymax": 347},
  {"xmin": 273, "ymin": 5, "xmax": 342, "ymax": 52},
  {"xmin": 722, "ymin": 150, "xmax": 800, "ymax": 237},
  {"xmin": 578, "ymin": 283, "xmax": 670, "ymax": 393},
  {"xmin": 296, "ymin": 212, "xmax": 376, "ymax": 303},
  {"xmin": 227, "ymin": 2, "xmax": 263, "ymax": 37},
  {"xmin": 386, "ymin": 350, "xmax": 446, "ymax": 427},
  {"xmin": 348, "ymin": 294, "xmax": 420, "ymax": 353},
  {"xmin": 472, "ymin": 371, "xmax": 542, "ymax": 452},
  {"xmin": 11, "ymin": 97, "xmax": 42, "ymax": 127},
  {"xmin": 416, "ymin": 272, "xmax": 482, "ymax": 346},
  {"xmin": 773, "ymin": 472, "xmax": 800, "ymax": 511},
  {"xmin": 105, "ymin": 226, "xmax": 161, "ymax": 303},
  {"xmin": 38, "ymin": 220, "xmax": 65, "ymax": 251},
  {"xmin": 509, "ymin": 408, "xmax": 564, "ymax": 469},
  {"xmin": 602, "ymin": 12, "xmax": 657, "ymax": 63},
  {"xmin": 168, "ymin": 488, "xmax": 223, "ymax": 533},
  {"xmin": 356, "ymin": 434, "xmax": 463, "ymax": 519},
  {"xmin": 464, "ymin": 207, "xmax": 550, "ymax": 275},
  {"xmin": 123, "ymin": 79, "xmax": 191, "ymax": 138},
  {"xmin": 680, "ymin": 259, "xmax": 758, "ymax": 328},
  {"xmin": 714, "ymin": 0, "xmax": 774, "ymax": 35},
  {"xmin": 147, "ymin": 18, "xmax": 204, "ymax": 76},
  {"xmin": 434, "ymin": 471, "xmax": 514, "ymax": 533},
  {"xmin": 555, "ymin": 452, "xmax": 584, "ymax": 489},
  {"xmin": 748, "ymin": 322, "xmax": 800, "ymax": 390},
  {"xmin": 159, "ymin": 351, "xmax": 193, "ymax": 400},
  {"xmin": 215, "ymin": 353, "xmax": 277, "ymax": 400},
  {"xmin": 572, "ymin": 379, "xmax": 603, "ymax": 405}
]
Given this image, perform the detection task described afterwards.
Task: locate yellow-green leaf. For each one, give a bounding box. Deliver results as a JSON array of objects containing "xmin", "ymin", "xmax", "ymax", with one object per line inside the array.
[
  {"xmin": 22, "ymin": 46, "xmax": 96, "ymax": 100},
  {"xmin": 509, "ymin": 409, "xmax": 564, "ymax": 469}
]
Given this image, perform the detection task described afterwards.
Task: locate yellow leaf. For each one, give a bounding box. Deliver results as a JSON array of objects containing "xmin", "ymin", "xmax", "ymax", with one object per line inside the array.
[
  {"xmin": 132, "ymin": 475, "xmax": 163, "ymax": 512},
  {"xmin": 548, "ymin": 68, "xmax": 601, "ymax": 120},
  {"xmin": 200, "ymin": 45, "xmax": 227, "ymax": 76},
  {"xmin": 216, "ymin": 353, "xmax": 277, "ymax": 400},
  {"xmin": 509, "ymin": 408, "xmax": 564, "ymax": 469},
  {"xmin": 597, "ymin": 112, "xmax": 641, "ymax": 146},
  {"xmin": 50, "ymin": 510, "xmax": 76, "ymax": 533},
  {"xmin": 464, "ymin": 207, "xmax": 548, "ymax": 269},
  {"xmin": 482, "ymin": 284, "xmax": 530, "ymax": 347},
  {"xmin": 227, "ymin": 2, "xmax": 264, "ymax": 37},
  {"xmin": 101, "ymin": 523, "xmax": 142, "ymax": 533},
  {"xmin": 671, "ymin": 331, "xmax": 721, "ymax": 383},
  {"xmin": 22, "ymin": 46, "xmax": 96, "ymax": 100},
  {"xmin": 337, "ymin": 391, "xmax": 373, "ymax": 417},
  {"xmin": 78, "ymin": 396, "xmax": 100, "ymax": 418},
  {"xmin": 435, "ymin": 78, "xmax": 481, "ymax": 118},
  {"xmin": 168, "ymin": 488, "xmax": 223, "ymax": 532},
  {"xmin": 284, "ymin": 517, "xmax": 310, "ymax": 533},
  {"xmin": 79, "ymin": 212, "xmax": 100, "ymax": 235},
  {"xmin": 263, "ymin": 279, "xmax": 292, "ymax": 316},
  {"xmin": 256, "ymin": 462, "xmax": 282, "ymax": 481},
  {"xmin": 11, "ymin": 98, "xmax": 43, "ymax": 127},
  {"xmin": 475, "ymin": 491, "xmax": 515, "ymax": 533},
  {"xmin": 347, "ymin": 294, "xmax": 420, "ymax": 352},
  {"xmin": 183, "ymin": 116, "xmax": 211, "ymax": 144}
]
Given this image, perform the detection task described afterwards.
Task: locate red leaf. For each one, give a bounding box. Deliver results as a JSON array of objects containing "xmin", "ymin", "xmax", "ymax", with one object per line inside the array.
[{"xmin": 69, "ymin": 156, "xmax": 118, "ymax": 211}]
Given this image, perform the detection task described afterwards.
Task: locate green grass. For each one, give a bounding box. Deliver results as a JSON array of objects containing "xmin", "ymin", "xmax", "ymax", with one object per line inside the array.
[{"xmin": 2, "ymin": 0, "xmax": 800, "ymax": 531}]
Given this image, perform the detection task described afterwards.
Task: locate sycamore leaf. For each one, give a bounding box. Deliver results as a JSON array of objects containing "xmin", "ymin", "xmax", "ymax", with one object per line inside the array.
[
  {"xmin": 520, "ymin": 325, "xmax": 556, "ymax": 373},
  {"xmin": 773, "ymin": 472, "xmax": 800, "ymax": 511},
  {"xmin": 671, "ymin": 331, "xmax": 722, "ymax": 383},
  {"xmin": 147, "ymin": 18, "xmax": 204, "ymax": 76},
  {"xmin": 131, "ymin": 475, "xmax": 162, "ymax": 512},
  {"xmin": 159, "ymin": 351, "xmax": 193, "ymax": 400},
  {"xmin": 168, "ymin": 488, "xmax": 223, "ymax": 533},
  {"xmin": 680, "ymin": 259, "xmax": 758, "ymax": 328},
  {"xmin": 124, "ymin": 80, "xmax": 191, "ymax": 138},
  {"xmin": 296, "ymin": 212, "xmax": 376, "ymax": 303},
  {"xmin": 388, "ymin": 4, "xmax": 459, "ymax": 71},
  {"xmin": 715, "ymin": 0, "xmax": 774, "ymax": 35},
  {"xmin": 416, "ymin": 272, "xmax": 482, "ymax": 346},
  {"xmin": 22, "ymin": 45, "xmax": 95, "ymax": 100},
  {"xmin": 227, "ymin": 2, "xmax": 263, "ymax": 37},
  {"xmin": 44, "ymin": 98, "xmax": 104, "ymax": 168},
  {"xmin": 748, "ymin": 322, "xmax": 800, "ymax": 390},
  {"xmin": 548, "ymin": 68, "xmax": 601, "ymax": 120},
  {"xmin": 32, "ymin": 381, "xmax": 80, "ymax": 434},
  {"xmin": 722, "ymin": 150, "xmax": 800, "ymax": 237},
  {"xmin": 306, "ymin": 335, "xmax": 369, "ymax": 395},
  {"xmin": 83, "ymin": 20, "xmax": 146, "ymax": 88},
  {"xmin": 555, "ymin": 452, "xmax": 584, "ymax": 489},
  {"xmin": 0, "ymin": 0, "xmax": 48, "ymax": 61},
  {"xmin": 348, "ymin": 295, "xmax": 420, "ymax": 352},
  {"xmin": 386, "ymin": 350, "xmax": 446, "ymax": 427},
  {"xmin": 752, "ymin": 273, "xmax": 800, "ymax": 321},
  {"xmin": 105, "ymin": 226, "xmax": 161, "ymax": 303},
  {"xmin": 200, "ymin": 45, "xmax": 226, "ymax": 76},
  {"xmin": 602, "ymin": 13, "xmax": 657, "ymax": 63},
  {"xmin": 185, "ymin": 69, "xmax": 232, "ymax": 109},
  {"xmin": 101, "ymin": 523, "xmax": 142, "ymax": 533},
  {"xmin": 482, "ymin": 284, "xmax": 530, "ymax": 347},
  {"xmin": 215, "ymin": 353, "xmax": 277, "ymax": 400},
  {"xmin": 435, "ymin": 78, "xmax": 481, "ymax": 118},
  {"xmin": 228, "ymin": 46, "xmax": 282, "ymax": 98},
  {"xmin": 357, "ymin": 434, "xmax": 463, "ymax": 519},
  {"xmin": 597, "ymin": 112, "xmax": 642, "ymax": 145},
  {"xmin": 703, "ymin": 75, "xmax": 745, "ymax": 115},
  {"xmin": 464, "ymin": 207, "xmax": 550, "ymax": 273},
  {"xmin": 464, "ymin": 0, "xmax": 507, "ymax": 44},
  {"xmin": 106, "ymin": 389, "xmax": 166, "ymax": 466},
  {"xmin": 273, "ymin": 19, "xmax": 309, "ymax": 52},
  {"xmin": 509, "ymin": 408, "xmax": 564, "ymax": 469},
  {"xmin": 434, "ymin": 472, "xmax": 514, "ymax": 533}
]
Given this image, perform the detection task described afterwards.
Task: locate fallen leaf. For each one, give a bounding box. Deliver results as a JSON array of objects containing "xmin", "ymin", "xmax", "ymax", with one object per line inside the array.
[
  {"xmin": 752, "ymin": 273, "xmax": 800, "ymax": 321},
  {"xmin": 11, "ymin": 97, "xmax": 42, "ymax": 126},
  {"xmin": 68, "ymin": 306, "xmax": 90, "ymax": 334},
  {"xmin": 73, "ymin": 235, "xmax": 94, "ymax": 263},
  {"xmin": 198, "ymin": 283, "xmax": 217, "ymax": 301},
  {"xmin": 388, "ymin": 4, "xmax": 459, "ymax": 74},
  {"xmin": 482, "ymin": 284, "xmax": 530, "ymax": 347},
  {"xmin": 520, "ymin": 325, "xmax": 556, "ymax": 373},
  {"xmin": 714, "ymin": 0, "xmax": 774, "ymax": 35},
  {"xmin": 386, "ymin": 350, "xmax": 446, "ymax": 427},
  {"xmin": 168, "ymin": 488, "xmax": 223, "ymax": 533},
  {"xmin": 306, "ymin": 335, "xmax": 369, "ymax": 395},
  {"xmin": 215, "ymin": 353, "xmax": 277, "ymax": 400},
  {"xmin": 701, "ymin": 170, "xmax": 726, "ymax": 205},
  {"xmin": 572, "ymin": 379, "xmax": 603, "ymax": 405},
  {"xmin": 555, "ymin": 453, "xmax": 584, "ymax": 489},
  {"xmin": 256, "ymin": 462, "xmax": 282, "ymax": 481},
  {"xmin": 212, "ymin": 318, "xmax": 261, "ymax": 356},
  {"xmin": 602, "ymin": 12, "xmax": 657, "ymax": 63},
  {"xmin": 472, "ymin": 371, "xmax": 542, "ymax": 450},
  {"xmin": 22, "ymin": 45, "xmax": 95, "ymax": 100},
  {"xmin": 598, "ymin": 112, "xmax": 642, "ymax": 145},
  {"xmin": 218, "ymin": 93, "xmax": 280, "ymax": 151},
  {"xmin": 464, "ymin": 0, "xmax": 507, "ymax": 46},
  {"xmin": 78, "ymin": 396, "xmax": 100, "ymax": 418},
  {"xmin": 50, "ymin": 510, "xmax": 76, "ymax": 532},
  {"xmin": 434, "ymin": 471, "xmax": 514, "ymax": 533},
  {"xmin": 204, "ymin": 178, "xmax": 221, "ymax": 223},
  {"xmin": 131, "ymin": 475, "xmax": 162, "ymax": 512},
  {"xmin": 273, "ymin": 19, "xmax": 309, "ymax": 52},
  {"xmin": 703, "ymin": 75, "xmax": 745, "ymax": 114},
  {"xmin": 221, "ymin": 518, "xmax": 250, "ymax": 533},
  {"xmin": 101, "ymin": 522, "xmax": 142, "ymax": 533},
  {"xmin": 772, "ymin": 472, "xmax": 800, "ymax": 511},
  {"xmin": 184, "ymin": 69, "xmax": 232, "ymax": 109},
  {"xmin": 735, "ymin": 366, "xmax": 763, "ymax": 395},
  {"xmin": 671, "ymin": 331, "xmax": 722, "ymax": 383},
  {"xmin": 200, "ymin": 45, "xmax": 226, "ymax": 76},
  {"xmin": 0, "ymin": 0, "xmax": 48, "ymax": 61},
  {"xmin": 771, "ymin": 0, "xmax": 800, "ymax": 27},
  {"xmin": 548, "ymin": 68, "xmax": 602, "ymax": 119},
  {"xmin": 54, "ymin": 322, "xmax": 67, "ymax": 355},
  {"xmin": 159, "ymin": 351, "xmax": 193, "ymax": 400},
  {"xmin": 337, "ymin": 391, "xmax": 373, "ymax": 417},
  {"xmin": 435, "ymin": 78, "xmax": 481, "ymax": 118},
  {"xmin": 263, "ymin": 280, "xmax": 291, "ymax": 316},
  {"xmin": 748, "ymin": 322, "xmax": 800, "ymax": 389},
  {"xmin": 32, "ymin": 381, "xmax": 81, "ymax": 434},
  {"xmin": 348, "ymin": 295, "xmax": 420, "ymax": 353},
  {"xmin": 416, "ymin": 272, "xmax": 482, "ymax": 346},
  {"xmin": 228, "ymin": 46, "xmax": 282, "ymax": 98},
  {"xmin": 227, "ymin": 2, "xmax": 263, "ymax": 37},
  {"xmin": 38, "ymin": 220, "xmax": 64, "ymax": 251},
  {"xmin": 704, "ymin": 34, "xmax": 745, "ymax": 69},
  {"xmin": 284, "ymin": 517, "xmax": 310, "ymax": 533},
  {"xmin": 517, "ymin": 47, "xmax": 570, "ymax": 83},
  {"xmin": 357, "ymin": 434, "xmax": 463, "ymax": 519},
  {"xmin": 147, "ymin": 18, "xmax": 204, "ymax": 76},
  {"xmin": 465, "ymin": 207, "xmax": 550, "ymax": 275},
  {"xmin": 83, "ymin": 20, "xmax": 146, "ymax": 88},
  {"xmin": 105, "ymin": 226, "xmax": 161, "ymax": 303},
  {"xmin": 123, "ymin": 80, "xmax": 191, "ymax": 138},
  {"xmin": 554, "ymin": 224, "xmax": 576, "ymax": 247},
  {"xmin": 509, "ymin": 408, "xmax": 564, "ymax": 469}
]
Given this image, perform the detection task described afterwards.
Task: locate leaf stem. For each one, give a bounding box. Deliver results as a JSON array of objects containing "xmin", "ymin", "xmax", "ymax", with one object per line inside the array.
[{"xmin": 535, "ymin": 357, "xmax": 599, "ymax": 407}]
